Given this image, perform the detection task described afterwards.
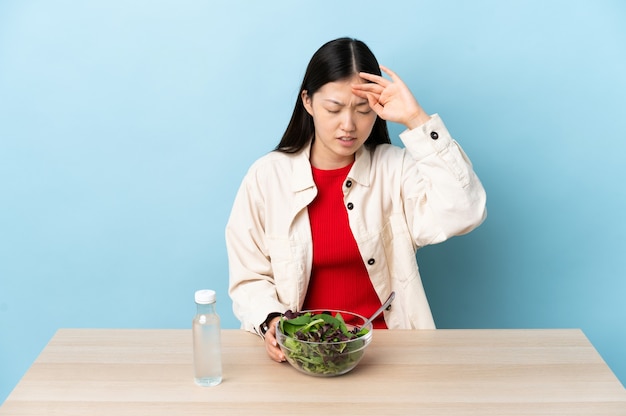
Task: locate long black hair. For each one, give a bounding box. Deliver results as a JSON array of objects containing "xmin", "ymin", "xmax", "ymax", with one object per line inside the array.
[{"xmin": 275, "ymin": 37, "xmax": 391, "ymax": 153}]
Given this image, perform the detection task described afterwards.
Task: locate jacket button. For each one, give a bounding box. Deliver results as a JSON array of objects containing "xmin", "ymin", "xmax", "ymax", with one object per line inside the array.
[
  {"xmin": 346, "ymin": 180, "xmax": 352, "ymax": 188},
  {"xmin": 430, "ymin": 131, "xmax": 439, "ymax": 140},
  {"xmin": 347, "ymin": 202, "xmax": 354, "ymax": 210},
  {"xmin": 367, "ymin": 258, "xmax": 375, "ymax": 265}
]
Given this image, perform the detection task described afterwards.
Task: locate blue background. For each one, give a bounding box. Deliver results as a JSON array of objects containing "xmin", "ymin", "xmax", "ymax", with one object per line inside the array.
[{"xmin": 1, "ymin": 0, "xmax": 625, "ymax": 402}]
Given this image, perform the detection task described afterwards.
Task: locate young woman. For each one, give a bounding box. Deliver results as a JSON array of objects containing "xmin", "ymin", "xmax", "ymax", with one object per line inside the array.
[{"xmin": 226, "ymin": 37, "xmax": 487, "ymax": 362}]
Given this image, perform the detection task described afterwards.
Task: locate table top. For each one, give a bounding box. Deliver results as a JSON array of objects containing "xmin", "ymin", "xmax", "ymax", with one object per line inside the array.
[{"xmin": 1, "ymin": 328, "xmax": 625, "ymax": 415}]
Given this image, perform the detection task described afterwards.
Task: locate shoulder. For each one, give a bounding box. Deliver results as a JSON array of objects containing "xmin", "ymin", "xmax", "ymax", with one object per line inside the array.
[
  {"xmin": 246, "ymin": 150, "xmax": 298, "ymax": 177},
  {"xmin": 369, "ymin": 143, "xmax": 407, "ymax": 166},
  {"xmin": 238, "ymin": 150, "xmax": 306, "ymax": 194}
]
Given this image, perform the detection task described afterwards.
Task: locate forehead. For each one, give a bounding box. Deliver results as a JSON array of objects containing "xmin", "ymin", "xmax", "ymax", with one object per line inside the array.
[{"xmin": 314, "ymin": 76, "xmax": 367, "ymax": 104}]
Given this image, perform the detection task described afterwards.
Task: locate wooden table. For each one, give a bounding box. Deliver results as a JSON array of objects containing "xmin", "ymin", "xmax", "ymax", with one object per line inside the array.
[{"xmin": 1, "ymin": 329, "xmax": 625, "ymax": 415}]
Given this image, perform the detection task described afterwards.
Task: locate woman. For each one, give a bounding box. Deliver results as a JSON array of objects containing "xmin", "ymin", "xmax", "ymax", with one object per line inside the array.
[{"xmin": 226, "ymin": 37, "xmax": 487, "ymax": 362}]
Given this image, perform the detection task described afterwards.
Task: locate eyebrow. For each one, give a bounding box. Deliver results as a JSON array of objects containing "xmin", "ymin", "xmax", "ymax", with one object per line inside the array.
[{"xmin": 324, "ymin": 98, "xmax": 369, "ymax": 107}]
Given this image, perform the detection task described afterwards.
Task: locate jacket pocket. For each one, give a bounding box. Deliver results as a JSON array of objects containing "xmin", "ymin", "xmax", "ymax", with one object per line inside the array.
[
  {"xmin": 266, "ymin": 236, "xmax": 300, "ymax": 309},
  {"xmin": 381, "ymin": 213, "xmax": 420, "ymax": 287}
]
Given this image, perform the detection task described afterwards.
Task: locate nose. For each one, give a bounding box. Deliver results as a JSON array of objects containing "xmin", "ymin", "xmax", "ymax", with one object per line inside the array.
[{"xmin": 340, "ymin": 111, "xmax": 356, "ymax": 132}]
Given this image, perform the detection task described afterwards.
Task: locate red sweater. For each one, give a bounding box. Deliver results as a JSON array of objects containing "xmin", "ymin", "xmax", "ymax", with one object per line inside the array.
[{"xmin": 303, "ymin": 163, "xmax": 387, "ymax": 329}]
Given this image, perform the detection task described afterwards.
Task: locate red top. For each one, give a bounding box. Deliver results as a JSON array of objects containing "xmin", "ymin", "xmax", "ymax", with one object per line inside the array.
[{"xmin": 303, "ymin": 163, "xmax": 387, "ymax": 329}]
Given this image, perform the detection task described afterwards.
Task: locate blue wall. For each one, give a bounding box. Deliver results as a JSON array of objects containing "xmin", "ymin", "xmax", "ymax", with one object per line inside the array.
[{"xmin": 1, "ymin": 0, "xmax": 625, "ymax": 402}]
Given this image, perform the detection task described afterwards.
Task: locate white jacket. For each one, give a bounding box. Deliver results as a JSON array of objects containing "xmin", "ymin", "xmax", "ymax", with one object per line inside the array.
[{"xmin": 226, "ymin": 114, "xmax": 487, "ymax": 334}]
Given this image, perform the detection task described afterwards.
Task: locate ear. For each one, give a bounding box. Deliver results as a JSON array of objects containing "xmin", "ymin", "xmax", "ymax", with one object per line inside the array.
[{"xmin": 301, "ymin": 90, "xmax": 314, "ymax": 116}]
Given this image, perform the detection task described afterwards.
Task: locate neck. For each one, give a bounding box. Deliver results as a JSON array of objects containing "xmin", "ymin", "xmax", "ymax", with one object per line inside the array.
[{"xmin": 309, "ymin": 145, "xmax": 356, "ymax": 170}]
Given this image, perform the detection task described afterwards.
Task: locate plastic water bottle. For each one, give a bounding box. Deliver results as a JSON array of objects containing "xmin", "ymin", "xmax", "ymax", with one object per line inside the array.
[{"xmin": 192, "ymin": 289, "xmax": 222, "ymax": 386}]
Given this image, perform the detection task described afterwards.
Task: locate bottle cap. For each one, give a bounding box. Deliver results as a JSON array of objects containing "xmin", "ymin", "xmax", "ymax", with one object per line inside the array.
[{"xmin": 195, "ymin": 289, "xmax": 216, "ymax": 304}]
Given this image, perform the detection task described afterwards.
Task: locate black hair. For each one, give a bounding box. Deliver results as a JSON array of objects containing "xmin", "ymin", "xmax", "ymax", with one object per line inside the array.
[{"xmin": 275, "ymin": 37, "xmax": 391, "ymax": 153}]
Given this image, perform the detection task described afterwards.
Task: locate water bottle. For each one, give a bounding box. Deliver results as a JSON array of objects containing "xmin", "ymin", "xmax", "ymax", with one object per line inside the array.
[{"xmin": 192, "ymin": 289, "xmax": 222, "ymax": 386}]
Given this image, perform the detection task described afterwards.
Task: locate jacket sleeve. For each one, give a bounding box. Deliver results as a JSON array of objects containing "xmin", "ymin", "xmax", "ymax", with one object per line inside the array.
[
  {"xmin": 225, "ymin": 168, "xmax": 287, "ymax": 334},
  {"xmin": 398, "ymin": 114, "xmax": 487, "ymax": 247}
]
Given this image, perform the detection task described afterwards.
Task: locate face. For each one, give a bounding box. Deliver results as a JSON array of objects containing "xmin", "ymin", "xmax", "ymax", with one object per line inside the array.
[{"xmin": 302, "ymin": 76, "xmax": 377, "ymax": 169}]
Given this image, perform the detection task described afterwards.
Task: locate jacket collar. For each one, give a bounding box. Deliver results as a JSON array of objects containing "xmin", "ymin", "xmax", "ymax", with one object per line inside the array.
[
  {"xmin": 291, "ymin": 141, "xmax": 373, "ymax": 192},
  {"xmin": 350, "ymin": 145, "xmax": 372, "ymax": 187},
  {"xmin": 292, "ymin": 143, "xmax": 315, "ymax": 193}
]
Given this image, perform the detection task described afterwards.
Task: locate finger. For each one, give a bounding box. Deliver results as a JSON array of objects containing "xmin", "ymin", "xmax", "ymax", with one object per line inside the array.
[
  {"xmin": 351, "ymin": 88, "xmax": 367, "ymax": 100},
  {"xmin": 352, "ymin": 83, "xmax": 384, "ymax": 97},
  {"xmin": 269, "ymin": 342, "xmax": 285, "ymax": 362},
  {"xmin": 379, "ymin": 65, "xmax": 399, "ymax": 81},
  {"xmin": 364, "ymin": 92, "xmax": 384, "ymax": 116},
  {"xmin": 275, "ymin": 345, "xmax": 286, "ymax": 362},
  {"xmin": 265, "ymin": 328, "xmax": 286, "ymax": 362},
  {"xmin": 359, "ymin": 71, "xmax": 390, "ymax": 87},
  {"xmin": 266, "ymin": 340, "xmax": 283, "ymax": 362},
  {"xmin": 352, "ymin": 90, "xmax": 377, "ymax": 106}
]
